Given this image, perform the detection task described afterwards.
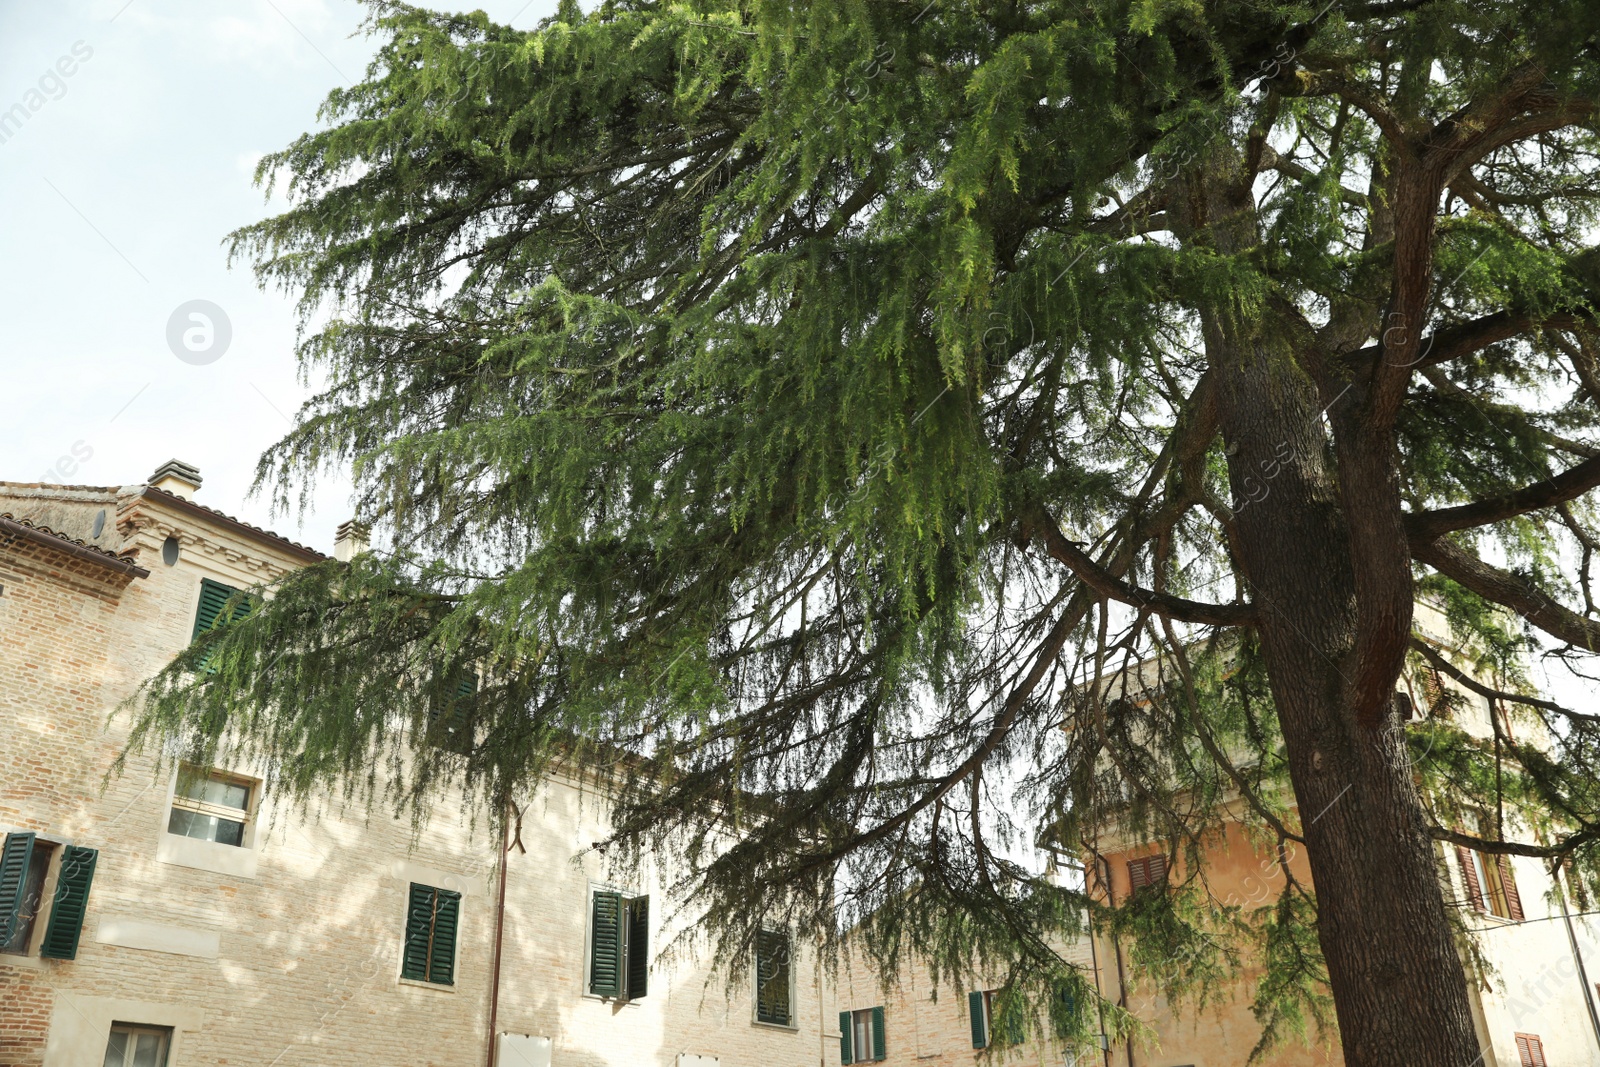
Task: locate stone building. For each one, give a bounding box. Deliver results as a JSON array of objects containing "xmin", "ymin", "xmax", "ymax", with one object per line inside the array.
[{"xmin": 0, "ymin": 462, "xmax": 830, "ymax": 1067}]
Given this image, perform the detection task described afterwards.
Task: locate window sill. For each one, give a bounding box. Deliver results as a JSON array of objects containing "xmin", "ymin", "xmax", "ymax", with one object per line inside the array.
[
  {"xmin": 156, "ymin": 833, "xmax": 258, "ymax": 879},
  {"xmin": 750, "ymin": 1019, "xmax": 799, "ymax": 1032},
  {"xmin": 0, "ymin": 952, "xmax": 50, "ymax": 971},
  {"xmin": 397, "ymin": 976, "xmax": 457, "ymax": 994}
]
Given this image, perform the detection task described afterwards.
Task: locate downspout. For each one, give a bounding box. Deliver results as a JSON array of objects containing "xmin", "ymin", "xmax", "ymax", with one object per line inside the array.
[
  {"xmin": 486, "ymin": 799, "xmax": 520, "ymax": 1067},
  {"xmin": 1555, "ymin": 865, "xmax": 1600, "ymax": 1055},
  {"xmin": 1100, "ymin": 856, "xmax": 1133, "ymax": 1067},
  {"xmin": 1086, "ymin": 910, "xmax": 1111, "ymax": 1067}
]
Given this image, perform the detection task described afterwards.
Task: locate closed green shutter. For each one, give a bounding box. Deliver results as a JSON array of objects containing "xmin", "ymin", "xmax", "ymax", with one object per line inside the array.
[
  {"xmin": 589, "ymin": 890, "xmax": 623, "ymax": 996},
  {"xmin": 626, "ymin": 895, "xmax": 649, "ymax": 999},
  {"xmin": 840, "ymin": 1011, "xmax": 853, "ymax": 1064},
  {"xmin": 428, "ymin": 671, "xmax": 478, "ymax": 754},
  {"xmin": 755, "ymin": 929, "xmax": 791, "ymax": 1024},
  {"xmin": 969, "ymin": 991, "xmax": 988, "ymax": 1049},
  {"xmin": 402, "ymin": 883, "xmax": 434, "ymax": 980},
  {"xmin": 0, "ymin": 832, "xmax": 36, "ymax": 948},
  {"xmin": 429, "ymin": 889, "xmax": 460, "ymax": 984},
  {"xmin": 871, "ymin": 1006, "xmax": 886, "ymax": 1060},
  {"xmin": 39, "ymin": 846, "xmax": 97, "ymax": 960}
]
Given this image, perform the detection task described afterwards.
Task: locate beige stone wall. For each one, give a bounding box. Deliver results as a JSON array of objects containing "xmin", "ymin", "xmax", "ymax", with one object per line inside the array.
[
  {"xmin": 0, "ymin": 487, "xmax": 833, "ymax": 1067},
  {"xmin": 833, "ymin": 926, "xmax": 1096, "ymax": 1067}
]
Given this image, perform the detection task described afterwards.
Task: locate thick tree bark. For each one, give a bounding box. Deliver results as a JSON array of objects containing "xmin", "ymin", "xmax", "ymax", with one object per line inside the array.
[
  {"xmin": 1186, "ymin": 152, "xmax": 1481, "ymax": 1066},
  {"xmin": 1215, "ymin": 339, "xmax": 1480, "ymax": 1067}
]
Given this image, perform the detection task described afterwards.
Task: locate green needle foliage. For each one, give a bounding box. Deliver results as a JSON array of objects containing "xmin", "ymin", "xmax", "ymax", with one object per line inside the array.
[{"xmin": 129, "ymin": 2, "xmax": 1600, "ymax": 1063}]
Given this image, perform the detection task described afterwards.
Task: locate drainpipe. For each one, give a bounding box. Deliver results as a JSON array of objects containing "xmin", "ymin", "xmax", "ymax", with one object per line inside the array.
[
  {"xmin": 1099, "ymin": 856, "xmax": 1133, "ymax": 1067},
  {"xmin": 485, "ymin": 800, "xmax": 518, "ymax": 1067},
  {"xmin": 1555, "ymin": 865, "xmax": 1600, "ymax": 1055},
  {"xmin": 1086, "ymin": 904, "xmax": 1111, "ymax": 1067}
]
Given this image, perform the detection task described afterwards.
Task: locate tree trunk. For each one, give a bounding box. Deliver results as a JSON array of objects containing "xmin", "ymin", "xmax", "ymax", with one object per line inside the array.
[{"xmin": 1213, "ymin": 332, "xmax": 1482, "ymax": 1067}]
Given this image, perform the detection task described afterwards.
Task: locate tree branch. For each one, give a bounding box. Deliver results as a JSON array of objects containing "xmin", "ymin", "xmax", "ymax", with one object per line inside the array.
[
  {"xmin": 1408, "ymin": 455, "xmax": 1600, "ymax": 539},
  {"xmin": 1409, "ymin": 536, "xmax": 1600, "ymax": 651},
  {"xmin": 1030, "ymin": 508, "xmax": 1257, "ymax": 627}
]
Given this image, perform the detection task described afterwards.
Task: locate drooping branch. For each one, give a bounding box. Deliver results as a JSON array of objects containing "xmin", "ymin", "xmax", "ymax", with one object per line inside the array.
[
  {"xmin": 1409, "ymin": 536, "xmax": 1600, "ymax": 651},
  {"xmin": 1407, "ymin": 455, "xmax": 1600, "ymax": 539},
  {"xmin": 1029, "ymin": 507, "xmax": 1257, "ymax": 627},
  {"xmin": 1410, "ymin": 637, "xmax": 1600, "ymax": 724}
]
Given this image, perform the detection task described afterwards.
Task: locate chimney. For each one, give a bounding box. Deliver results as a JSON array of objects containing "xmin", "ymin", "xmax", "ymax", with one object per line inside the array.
[
  {"xmin": 333, "ymin": 519, "xmax": 370, "ymax": 562},
  {"xmin": 148, "ymin": 459, "xmax": 202, "ymax": 500}
]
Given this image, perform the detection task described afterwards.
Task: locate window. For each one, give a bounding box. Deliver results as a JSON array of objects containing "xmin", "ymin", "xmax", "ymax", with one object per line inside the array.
[
  {"xmin": 1514, "ymin": 1033, "xmax": 1548, "ymax": 1067},
  {"xmin": 587, "ymin": 888, "xmax": 649, "ymax": 999},
  {"xmin": 102, "ymin": 1024, "xmax": 170, "ymax": 1067},
  {"xmin": 969, "ymin": 988, "xmax": 1024, "ymax": 1049},
  {"xmin": 754, "ymin": 929, "xmax": 793, "ymax": 1026},
  {"xmin": 401, "ymin": 882, "xmax": 460, "ymax": 985},
  {"xmin": 0, "ymin": 832, "xmax": 97, "ymax": 960},
  {"xmin": 839, "ymin": 1006, "xmax": 885, "ymax": 1063},
  {"xmin": 167, "ymin": 767, "xmax": 252, "ymax": 847},
  {"xmin": 1126, "ymin": 853, "xmax": 1168, "ymax": 894},
  {"xmin": 1455, "ymin": 846, "xmax": 1524, "ymax": 920}
]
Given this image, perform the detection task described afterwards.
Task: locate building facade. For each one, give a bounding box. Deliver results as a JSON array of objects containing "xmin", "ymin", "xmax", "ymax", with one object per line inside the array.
[
  {"xmin": 0, "ymin": 463, "xmax": 830, "ymax": 1067},
  {"xmin": 1075, "ymin": 601, "xmax": 1600, "ymax": 1067}
]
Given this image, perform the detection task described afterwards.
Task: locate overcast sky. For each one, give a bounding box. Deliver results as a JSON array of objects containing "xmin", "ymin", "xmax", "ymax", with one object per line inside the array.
[{"xmin": 0, "ymin": 0, "xmax": 556, "ymax": 555}]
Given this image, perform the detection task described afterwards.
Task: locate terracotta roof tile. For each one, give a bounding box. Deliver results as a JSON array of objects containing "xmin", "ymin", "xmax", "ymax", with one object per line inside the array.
[
  {"xmin": 0, "ymin": 512, "xmax": 151, "ymax": 578},
  {"xmin": 138, "ymin": 486, "xmax": 328, "ymax": 562}
]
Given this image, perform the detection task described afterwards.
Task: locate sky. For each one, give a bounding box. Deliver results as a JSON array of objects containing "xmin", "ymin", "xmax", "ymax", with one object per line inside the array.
[
  {"xmin": 2, "ymin": 1, "xmax": 1592, "ymax": 716},
  {"xmin": 0, "ymin": 0, "xmax": 557, "ymax": 555}
]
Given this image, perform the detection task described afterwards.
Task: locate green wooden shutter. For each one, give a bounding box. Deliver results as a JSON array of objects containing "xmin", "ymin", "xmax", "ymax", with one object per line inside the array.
[
  {"xmin": 840, "ymin": 1011, "xmax": 853, "ymax": 1064},
  {"xmin": 969, "ymin": 991, "xmax": 988, "ymax": 1049},
  {"xmin": 626, "ymin": 895, "xmax": 649, "ymax": 999},
  {"xmin": 192, "ymin": 579, "xmax": 252, "ymax": 671},
  {"xmin": 0, "ymin": 832, "xmax": 36, "ymax": 948},
  {"xmin": 192, "ymin": 579, "xmax": 236, "ymax": 639},
  {"xmin": 429, "ymin": 888, "xmax": 460, "ymax": 984},
  {"xmin": 755, "ymin": 930, "xmax": 791, "ymax": 1024},
  {"xmin": 589, "ymin": 890, "xmax": 623, "ymax": 996},
  {"xmin": 871, "ymin": 1006, "xmax": 886, "ymax": 1061},
  {"xmin": 402, "ymin": 884, "xmax": 434, "ymax": 980},
  {"xmin": 39, "ymin": 845, "xmax": 97, "ymax": 960}
]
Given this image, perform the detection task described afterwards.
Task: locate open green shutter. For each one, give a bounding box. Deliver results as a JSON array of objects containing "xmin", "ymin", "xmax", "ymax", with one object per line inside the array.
[
  {"xmin": 626, "ymin": 895, "xmax": 649, "ymax": 999},
  {"xmin": 192, "ymin": 579, "xmax": 252, "ymax": 671},
  {"xmin": 39, "ymin": 846, "xmax": 96, "ymax": 960},
  {"xmin": 589, "ymin": 890, "xmax": 623, "ymax": 996},
  {"xmin": 0, "ymin": 833, "xmax": 36, "ymax": 948},
  {"xmin": 969, "ymin": 991, "xmax": 988, "ymax": 1049},
  {"xmin": 192, "ymin": 579, "xmax": 235, "ymax": 639},
  {"xmin": 840, "ymin": 1011, "xmax": 853, "ymax": 1064},
  {"xmin": 871, "ymin": 1006, "xmax": 886, "ymax": 1061},
  {"xmin": 402, "ymin": 884, "xmax": 434, "ymax": 980},
  {"xmin": 429, "ymin": 889, "xmax": 460, "ymax": 984}
]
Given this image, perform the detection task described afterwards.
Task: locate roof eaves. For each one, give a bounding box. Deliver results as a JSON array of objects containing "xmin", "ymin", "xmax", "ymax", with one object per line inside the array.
[
  {"xmin": 0, "ymin": 513, "xmax": 151, "ymax": 579},
  {"xmin": 136, "ymin": 487, "xmax": 328, "ymax": 564}
]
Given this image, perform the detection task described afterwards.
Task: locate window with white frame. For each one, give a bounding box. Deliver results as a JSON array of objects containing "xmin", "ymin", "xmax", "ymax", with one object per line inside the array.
[
  {"xmin": 167, "ymin": 766, "xmax": 253, "ymax": 847},
  {"xmin": 102, "ymin": 1023, "xmax": 170, "ymax": 1067}
]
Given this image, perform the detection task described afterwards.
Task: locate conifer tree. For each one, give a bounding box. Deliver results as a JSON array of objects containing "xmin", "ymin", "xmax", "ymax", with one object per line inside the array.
[{"xmin": 133, "ymin": 3, "xmax": 1600, "ymax": 1064}]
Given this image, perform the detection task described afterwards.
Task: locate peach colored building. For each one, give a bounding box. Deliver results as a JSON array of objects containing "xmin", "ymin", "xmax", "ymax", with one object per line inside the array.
[
  {"xmin": 0, "ymin": 462, "xmax": 833, "ymax": 1067},
  {"xmin": 1072, "ymin": 609, "xmax": 1600, "ymax": 1067}
]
